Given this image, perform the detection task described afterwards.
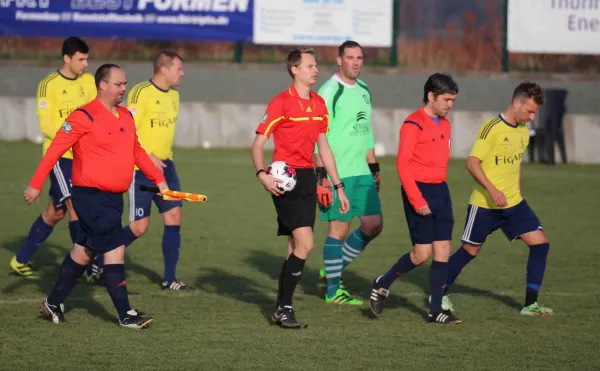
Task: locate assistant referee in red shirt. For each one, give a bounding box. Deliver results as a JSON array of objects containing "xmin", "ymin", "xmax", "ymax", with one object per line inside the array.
[
  {"xmin": 368, "ymin": 73, "xmax": 463, "ymax": 324},
  {"xmin": 251, "ymin": 47, "xmax": 349, "ymax": 329},
  {"xmin": 24, "ymin": 63, "xmax": 168, "ymax": 329}
]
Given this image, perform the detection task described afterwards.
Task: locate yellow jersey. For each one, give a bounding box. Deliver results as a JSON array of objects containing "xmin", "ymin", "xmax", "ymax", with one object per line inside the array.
[
  {"xmin": 36, "ymin": 71, "xmax": 96, "ymax": 159},
  {"xmin": 127, "ymin": 80, "xmax": 179, "ymax": 161},
  {"xmin": 468, "ymin": 114, "xmax": 530, "ymax": 209}
]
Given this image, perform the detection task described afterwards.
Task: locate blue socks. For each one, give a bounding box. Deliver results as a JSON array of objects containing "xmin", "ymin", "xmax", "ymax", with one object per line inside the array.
[
  {"xmin": 342, "ymin": 228, "xmax": 373, "ymax": 269},
  {"xmin": 17, "ymin": 215, "xmax": 54, "ymax": 264},
  {"xmin": 162, "ymin": 225, "xmax": 181, "ymax": 282},
  {"xmin": 525, "ymin": 243, "xmax": 550, "ymax": 306},
  {"xmin": 376, "ymin": 252, "xmax": 416, "ymax": 290},
  {"xmin": 445, "ymin": 246, "xmax": 476, "ymax": 291},
  {"xmin": 47, "ymin": 254, "xmax": 86, "ymax": 307},
  {"xmin": 429, "ymin": 260, "xmax": 449, "ymax": 313},
  {"xmin": 103, "ymin": 264, "xmax": 132, "ymax": 320},
  {"xmin": 323, "ymin": 236, "xmax": 344, "ymax": 298}
]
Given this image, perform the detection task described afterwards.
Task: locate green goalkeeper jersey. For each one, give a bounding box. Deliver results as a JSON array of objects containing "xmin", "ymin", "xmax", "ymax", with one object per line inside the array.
[{"xmin": 316, "ymin": 74, "xmax": 374, "ymax": 178}]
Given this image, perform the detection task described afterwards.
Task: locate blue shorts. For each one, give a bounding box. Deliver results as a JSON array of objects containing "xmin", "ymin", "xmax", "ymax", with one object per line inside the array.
[
  {"xmin": 401, "ymin": 182, "xmax": 454, "ymax": 245},
  {"xmin": 128, "ymin": 159, "xmax": 182, "ymax": 222},
  {"xmin": 460, "ymin": 200, "xmax": 542, "ymax": 245},
  {"xmin": 71, "ymin": 186, "xmax": 125, "ymax": 255},
  {"xmin": 49, "ymin": 158, "xmax": 72, "ymax": 208}
]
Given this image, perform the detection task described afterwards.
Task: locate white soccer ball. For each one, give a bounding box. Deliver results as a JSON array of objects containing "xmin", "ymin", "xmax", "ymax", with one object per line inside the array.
[{"xmin": 267, "ymin": 161, "xmax": 297, "ymax": 193}]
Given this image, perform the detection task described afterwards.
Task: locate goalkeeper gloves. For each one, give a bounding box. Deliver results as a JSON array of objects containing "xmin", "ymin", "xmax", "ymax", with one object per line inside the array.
[
  {"xmin": 369, "ymin": 162, "xmax": 380, "ymax": 192},
  {"xmin": 315, "ymin": 167, "xmax": 333, "ymax": 209}
]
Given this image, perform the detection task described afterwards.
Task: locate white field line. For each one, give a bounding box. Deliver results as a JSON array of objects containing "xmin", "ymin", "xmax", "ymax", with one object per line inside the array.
[{"xmin": 0, "ymin": 290, "xmax": 593, "ymax": 305}]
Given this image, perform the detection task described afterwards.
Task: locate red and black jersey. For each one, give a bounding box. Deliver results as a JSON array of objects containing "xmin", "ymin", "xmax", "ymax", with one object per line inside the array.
[
  {"xmin": 396, "ymin": 107, "xmax": 452, "ymax": 209},
  {"xmin": 30, "ymin": 98, "xmax": 165, "ymax": 193},
  {"xmin": 255, "ymin": 85, "xmax": 329, "ymax": 169}
]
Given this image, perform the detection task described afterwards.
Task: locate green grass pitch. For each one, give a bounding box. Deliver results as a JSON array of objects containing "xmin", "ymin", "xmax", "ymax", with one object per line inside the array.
[{"xmin": 0, "ymin": 141, "xmax": 599, "ymax": 370}]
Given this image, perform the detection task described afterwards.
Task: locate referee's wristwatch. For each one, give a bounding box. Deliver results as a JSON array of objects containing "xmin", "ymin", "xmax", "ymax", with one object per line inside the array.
[{"xmin": 333, "ymin": 182, "xmax": 345, "ymax": 190}]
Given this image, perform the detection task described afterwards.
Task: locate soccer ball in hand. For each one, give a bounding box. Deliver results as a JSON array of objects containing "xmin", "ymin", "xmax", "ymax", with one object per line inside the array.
[{"xmin": 267, "ymin": 161, "xmax": 297, "ymax": 193}]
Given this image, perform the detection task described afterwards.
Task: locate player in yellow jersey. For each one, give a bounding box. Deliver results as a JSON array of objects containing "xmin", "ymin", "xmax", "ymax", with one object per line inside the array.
[
  {"xmin": 438, "ymin": 82, "xmax": 553, "ymax": 317},
  {"xmin": 10, "ymin": 37, "xmax": 96, "ymax": 279},
  {"xmin": 87, "ymin": 51, "xmax": 187, "ymax": 290}
]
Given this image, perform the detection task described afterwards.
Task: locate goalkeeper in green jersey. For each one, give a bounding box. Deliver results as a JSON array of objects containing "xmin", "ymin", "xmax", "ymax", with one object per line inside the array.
[{"xmin": 315, "ymin": 41, "xmax": 383, "ymax": 305}]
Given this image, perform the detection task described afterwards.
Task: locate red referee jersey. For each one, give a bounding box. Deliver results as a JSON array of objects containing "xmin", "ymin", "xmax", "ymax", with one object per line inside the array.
[
  {"xmin": 255, "ymin": 84, "xmax": 329, "ymax": 169},
  {"xmin": 30, "ymin": 98, "xmax": 165, "ymax": 193},
  {"xmin": 397, "ymin": 108, "xmax": 452, "ymax": 209}
]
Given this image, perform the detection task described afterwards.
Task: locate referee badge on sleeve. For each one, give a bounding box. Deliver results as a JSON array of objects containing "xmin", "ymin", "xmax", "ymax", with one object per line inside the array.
[{"xmin": 61, "ymin": 121, "xmax": 72, "ymax": 134}]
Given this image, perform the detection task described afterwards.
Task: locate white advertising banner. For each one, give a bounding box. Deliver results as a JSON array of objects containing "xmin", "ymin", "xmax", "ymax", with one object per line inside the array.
[
  {"xmin": 508, "ymin": 0, "xmax": 600, "ymax": 54},
  {"xmin": 253, "ymin": 0, "xmax": 393, "ymax": 47}
]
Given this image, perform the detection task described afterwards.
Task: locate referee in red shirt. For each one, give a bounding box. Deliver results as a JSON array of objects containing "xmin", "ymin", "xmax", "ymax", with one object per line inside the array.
[
  {"xmin": 24, "ymin": 63, "xmax": 168, "ymax": 329},
  {"xmin": 369, "ymin": 73, "xmax": 463, "ymax": 324},
  {"xmin": 251, "ymin": 47, "xmax": 349, "ymax": 329}
]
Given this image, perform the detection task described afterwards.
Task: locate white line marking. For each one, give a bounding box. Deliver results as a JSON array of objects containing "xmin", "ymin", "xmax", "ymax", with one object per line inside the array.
[{"xmin": 0, "ymin": 291, "xmax": 593, "ymax": 305}]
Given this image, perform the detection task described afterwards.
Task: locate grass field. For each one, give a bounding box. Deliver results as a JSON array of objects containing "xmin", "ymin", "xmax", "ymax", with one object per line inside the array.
[{"xmin": 1, "ymin": 141, "xmax": 599, "ymax": 371}]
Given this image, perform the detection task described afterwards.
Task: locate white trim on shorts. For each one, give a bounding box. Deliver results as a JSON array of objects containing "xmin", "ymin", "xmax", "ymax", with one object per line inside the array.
[
  {"xmin": 128, "ymin": 171, "xmax": 136, "ymax": 222},
  {"xmin": 52, "ymin": 162, "xmax": 71, "ymax": 203},
  {"xmin": 461, "ymin": 205, "xmax": 483, "ymax": 245}
]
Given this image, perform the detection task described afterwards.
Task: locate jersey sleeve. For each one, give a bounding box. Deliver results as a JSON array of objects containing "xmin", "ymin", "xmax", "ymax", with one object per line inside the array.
[
  {"xmin": 396, "ymin": 121, "xmax": 427, "ymax": 209},
  {"xmin": 29, "ymin": 110, "xmax": 91, "ymax": 190},
  {"xmin": 36, "ymin": 78, "xmax": 56, "ymax": 140},
  {"xmin": 255, "ymin": 96, "xmax": 285, "ymax": 138},
  {"xmin": 367, "ymin": 129, "xmax": 375, "ymax": 149},
  {"xmin": 469, "ymin": 123, "xmax": 495, "ymax": 161}
]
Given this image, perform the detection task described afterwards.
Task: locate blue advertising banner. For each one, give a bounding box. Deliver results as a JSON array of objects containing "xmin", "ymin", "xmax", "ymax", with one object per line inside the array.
[{"xmin": 0, "ymin": 0, "xmax": 253, "ymax": 41}]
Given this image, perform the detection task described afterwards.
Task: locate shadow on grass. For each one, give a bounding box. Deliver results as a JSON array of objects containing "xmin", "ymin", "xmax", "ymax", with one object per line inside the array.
[
  {"xmin": 194, "ymin": 266, "xmax": 275, "ymax": 325},
  {"xmin": 2, "ymin": 237, "xmax": 116, "ymax": 324},
  {"xmin": 244, "ymin": 249, "xmax": 429, "ymax": 319},
  {"xmin": 393, "ymin": 261, "xmax": 523, "ymax": 311}
]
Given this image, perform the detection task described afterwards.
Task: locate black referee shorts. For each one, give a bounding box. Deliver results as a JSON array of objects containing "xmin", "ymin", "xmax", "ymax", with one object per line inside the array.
[
  {"xmin": 71, "ymin": 186, "xmax": 126, "ymax": 255},
  {"xmin": 272, "ymin": 168, "xmax": 317, "ymax": 236}
]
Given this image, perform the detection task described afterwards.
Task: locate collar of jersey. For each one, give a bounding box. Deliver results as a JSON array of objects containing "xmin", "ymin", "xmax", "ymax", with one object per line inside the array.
[
  {"xmin": 332, "ymin": 73, "xmax": 357, "ymax": 88},
  {"xmin": 149, "ymin": 79, "xmax": 170, "ymax": 93},
  {"xmin": 499, "ymin": 113, "xmax": 519, "ymax": 128},
  {"xmin": 288, "ymin": 84, "xmax": 315, "ymax": 100},
  {"xmin": 56, "ymin": 69, "xmax": 78, "ymax": 81}
]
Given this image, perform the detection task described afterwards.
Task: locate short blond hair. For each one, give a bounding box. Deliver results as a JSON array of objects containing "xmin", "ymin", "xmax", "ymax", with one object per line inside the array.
[{"xmin": 286, "ymin": 47, "xmax": 315, "ymax": 78}]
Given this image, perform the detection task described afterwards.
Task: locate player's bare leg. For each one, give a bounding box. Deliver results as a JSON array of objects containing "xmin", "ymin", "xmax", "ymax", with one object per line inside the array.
[
  {"xmin": 42, "ymin": 200, "xmax": 67, "ymax": 226},
  {"xmin": 274, "ymin": 227, "xmax": 312, "ymax": 329},
  {"xmin": 159, "ymin": 206, "xmax": 188, "ymax": 290},
  {"xmin": 519, "ymin": 230, "xmax": 552, "ymax": 316},
  {"xmin": 128, "ymin": 216, "xmax": 150, "ymax": 238}
]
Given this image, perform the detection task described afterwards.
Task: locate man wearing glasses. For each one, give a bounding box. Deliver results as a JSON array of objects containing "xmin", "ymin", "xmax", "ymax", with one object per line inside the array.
[{"xmin": 24, "ymin": 63, "xmax": 168, "ymax": 328}]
